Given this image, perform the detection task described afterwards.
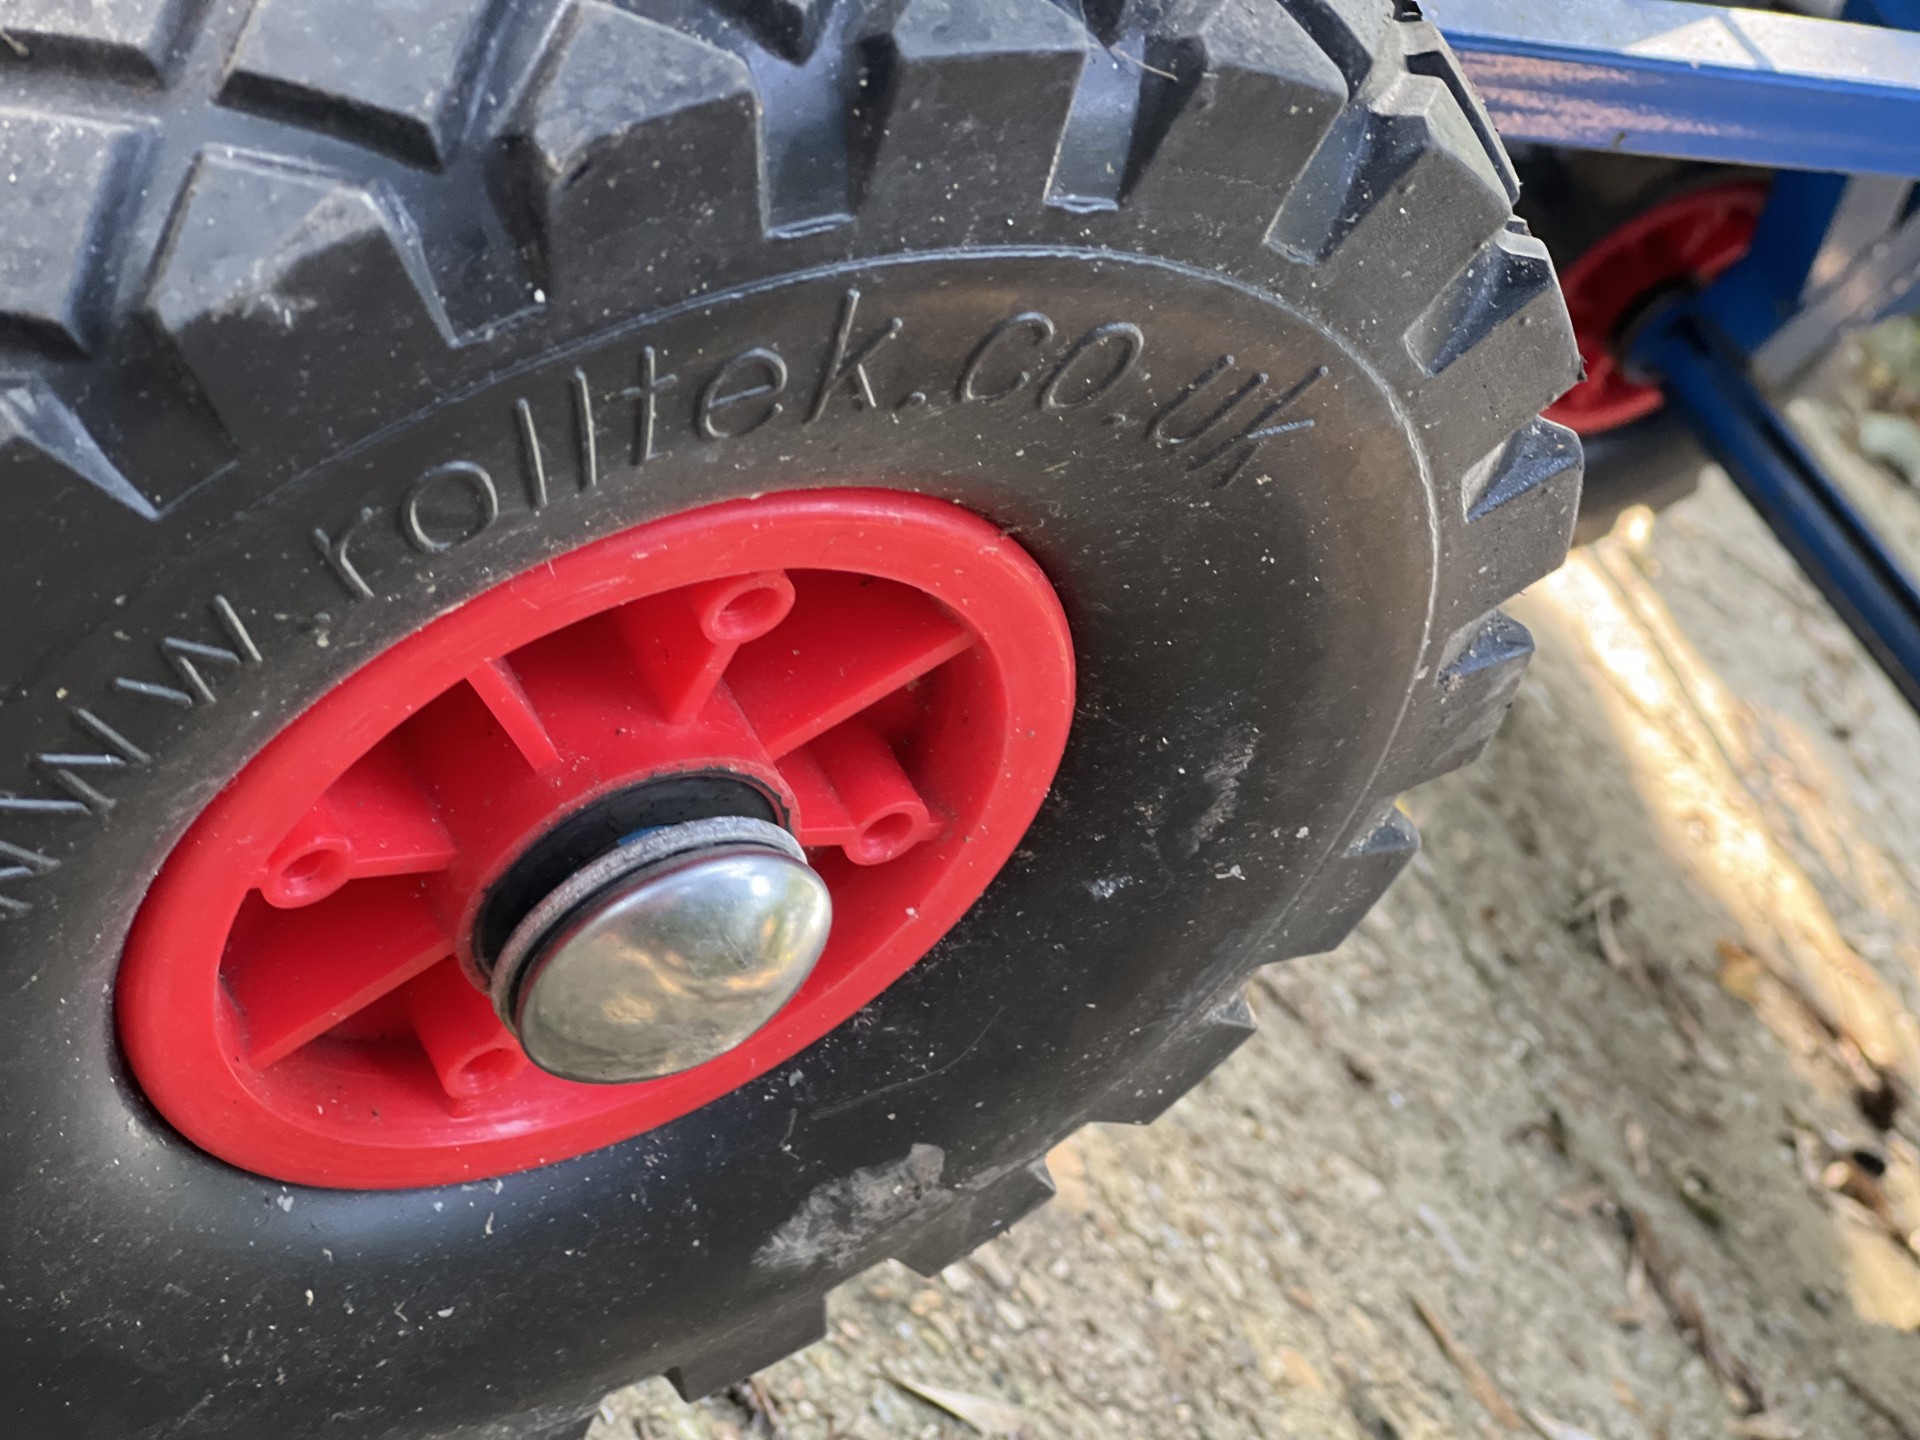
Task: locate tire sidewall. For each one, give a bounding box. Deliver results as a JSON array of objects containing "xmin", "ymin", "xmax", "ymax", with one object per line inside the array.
[{"xmin": 1, "ymin": 247, "xmax": 1437, "ymax": 1437}]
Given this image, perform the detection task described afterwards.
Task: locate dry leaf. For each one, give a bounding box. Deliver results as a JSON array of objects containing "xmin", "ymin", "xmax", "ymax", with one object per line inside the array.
[
  {"xmin": 1411, "ymin": 1294, "xmax": 1525, "ymax": 1431},
  {"xmin": 1527, "ymin": 1409, "xmax": 1602, "ymax": 1440},
  {"xmin": 885, "ymin": 1374, "xmax": 1029, "ymax": 1437},
  {"xmin": 1611, "ymin": 1248, "xmax": 1653, "ymax": 1329},
  {"xmin": 1790, "ymin": 1128, "xmax": 1828, "ymax": 1189},
  {"xmin": 1727, "ymin": 1414, "xmax": 1802, "ymax": 1439},
  {"xmin": 1276, "ymin": 1346, "xmax": 1328, "ymax": 1395},
  {"xmin": 1626, "ymin": 1120, "xmax": 1652, "ymax": 1179},
  {"xmin": 741, "ymin": 1378, "xmax": 787, "ymax": 1440},
  {"xmin": 1591, "ymin": 890, "xmax": 1656, "ymax": 999},
  {"xmin": 1622, "ymin": 1207, "xmax": 1765, "ymax": 1413},
  {"xmin": 1552, "ymin": 1187, "xmax": 1612, "ymax": 1217},
  {"xmin": 1821, "ymin": 1156, "xmax": 1897, "ymax": 1226},
  {"xmin": 1716, "ymin": 942, "xmax": 1766, "ymax": 1003}
]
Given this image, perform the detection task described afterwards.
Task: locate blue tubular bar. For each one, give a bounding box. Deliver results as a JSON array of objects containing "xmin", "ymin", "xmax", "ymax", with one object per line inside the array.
[
  {"xmin": 1636, "ymin": 315, "xmax": 1920, "ymax": 713},
  {"xmin": 1692, "ymin": 171, "xmax": 1851, "ymax": 355},
  {"xmin": 1852, "ymin": 0, "xmax": 1920, "ymax": 27},
  {"xmin": 1696, "ymin": 0, "xmax": 1920, "ymax": 359},
  {"xmin": 1425, "ymin": 0, "xmax": 1920, "ymax": 177}
]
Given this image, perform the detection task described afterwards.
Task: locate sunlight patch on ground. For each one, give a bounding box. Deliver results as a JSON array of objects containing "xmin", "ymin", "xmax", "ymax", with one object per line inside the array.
[
  {"xmin": 1534, "ymin": 549, "xmax": 1920, "ymax": 1086},
  {"xmin": 1531, "ymin": 543, "xmax": 1920, "ymax": 1330}
]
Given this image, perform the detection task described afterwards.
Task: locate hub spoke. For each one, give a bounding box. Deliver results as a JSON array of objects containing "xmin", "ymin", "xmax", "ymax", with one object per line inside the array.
[
  {"xmin": 618, "ymin": 570, "xmax": 795, "ymax": 725},
  {"xmin": 510, "ymin": 613, "xmax": 785, "ymax": 785},
  {"xmin": 782, "ymin": 719, "xmax": 941, "ymax": 865},
  {"xmin": 258, "ymin": 741, "xmax": 457, "ymax": 907},
  {"xmin": 402, "ymin": 958, "xmax": 526, "ymax": 1106},
  {"xmin": 396, "ymin": 676, "xmax": 589, "ymax": 864},
  {"xmin": 466, "ymin": 659, "xmax": 563, "ymax": 773},
  {"xmin": 728, "ymin": 572, "xmax": 973, "ymax": 758},
  {"xmin": 228, "ymin": 876, "xmax": 453, "ymax": 1068}
]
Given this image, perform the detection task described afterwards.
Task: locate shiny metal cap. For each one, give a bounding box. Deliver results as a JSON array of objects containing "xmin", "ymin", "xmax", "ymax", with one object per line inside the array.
[{"xmin": 492, "ymin": 817, "xmax": 831, "ymax": 1084}]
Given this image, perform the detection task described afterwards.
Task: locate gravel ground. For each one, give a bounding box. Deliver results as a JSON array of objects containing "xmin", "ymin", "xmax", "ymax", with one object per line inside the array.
[{"xmin": 591, "ymin": 371, "xmax": 1920, "ymax": 1440}]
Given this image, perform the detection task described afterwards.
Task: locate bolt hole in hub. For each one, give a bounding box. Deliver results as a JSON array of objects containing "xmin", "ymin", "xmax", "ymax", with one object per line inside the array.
[
  {"xmin": 117, "ymin": 492, "xmax": 1074, "ymax": 1188},
  {"xmin": 264, "ymin": 842, "xmax": 353, "ymax": 907},
  {"xmin": 1546, "ymin": 179, "xmax": 1768, "ymax": 436}
]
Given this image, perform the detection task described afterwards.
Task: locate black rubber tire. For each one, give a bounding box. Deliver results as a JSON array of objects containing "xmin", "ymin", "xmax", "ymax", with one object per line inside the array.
[
  {"xmin": 1514, "ymin": 146, "xmax": 1766, "ymax": 544},
  {"xmin": 1570, "ymin": 411, "xmax": 1710, "ymax": 545},
  {"xmin": 0, "ymin": 3, "xmax": 1577, "ymax": 1437}
]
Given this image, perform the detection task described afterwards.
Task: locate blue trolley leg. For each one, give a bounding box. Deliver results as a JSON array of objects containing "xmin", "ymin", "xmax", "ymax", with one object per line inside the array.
[{"xmin": 1636, "ymin": 313, "xmax": 1920, "ymax": 713}]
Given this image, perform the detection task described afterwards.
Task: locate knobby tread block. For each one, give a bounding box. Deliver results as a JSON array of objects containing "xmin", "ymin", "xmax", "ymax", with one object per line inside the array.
[
  {"xmin": 1120, "ymin": 0, "xmax": 1346, "ymax": 247},
  {"xmin": 1089, "ymin": 991, "xmax": 1259, "ymax": 1124},
  {"xmin": 1383, "ymin": 609, "xmax": 1535, "ymax": 793},
  {"xmin": 1270, "ymin": 69, "xmax": 1512, "ymax": 339},
  {"xmin": 144, "ymin": 150, "xmax": 454, "ymax": 453},
  {"xmin": 1267, "ymin": 803, "xmax": 1418, "ymax": 957},
  {"xmin": 1285, "ymin": 0, "xmax": 1391, "ymax": 92},
  {"xmin": 1400, "ymin": 20, "xmax": 1521, "ymax": 203},
  {"xmin": 0, "ymin": 378, "xmax": 158, "ymax": 520},
  {"xmin": 1430, "ymin": 415, "xmax": 1582, "ymax": 641},
  {"xmin": 501, "ymin": 0, "xmax": 762, "ymax": 302},
  {"xmin": 664, "ymin": 1297, "xmax": 829, "ymax": 1400},
  {"xmin": 0, "ymin": 0, "xmax": 187, "ymax": 75},
  {"xmin": 1407, "ymin": 229, "xmax": 1557, "ymax": 378},
  {"xmin": 221, "ymin": 0, "xmax": 496, "ymax": 169},
  {"xmin": 1046, "ymin": 27, "xmax": 1142, "ymax": 213},
  {"xmin": 1409, "ymin": 230, "xmax": 1581, "ymax": 483},
  {"xmin": 1441, "ymin": 608, "xmax": 1535, "ymax": 697},
  {"xmin": 0, "ymin": 108, "xmax": 144, "ymax": 351},
  {"xmin": 891, "ymin": 1159, "xmax": 1057, "ymax": 1276},
  {"xmin": 861, "ymin": 0, "xmax": 1088, "ymax": 240},
  {"xmin": 1466, "ymin": 414, "xmax": 1582, "ymax": 523}
]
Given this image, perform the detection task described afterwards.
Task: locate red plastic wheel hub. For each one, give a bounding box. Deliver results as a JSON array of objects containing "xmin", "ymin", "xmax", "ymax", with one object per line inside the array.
[
  {"xmin": 1546, "ymin": 180, "xmax": 1769, "ymax": 435},
  {"xmin": 118, "ymin": 491, "xmax": 1075, "ymax": 1189}
]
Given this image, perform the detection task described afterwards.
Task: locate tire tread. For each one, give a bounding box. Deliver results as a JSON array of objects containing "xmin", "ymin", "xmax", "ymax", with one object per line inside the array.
[{"xmin": 0, "ymin": 0, "xmax": 190, "ymax": 78}]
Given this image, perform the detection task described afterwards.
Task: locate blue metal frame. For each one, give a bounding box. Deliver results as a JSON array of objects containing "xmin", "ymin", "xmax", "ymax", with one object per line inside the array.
[
  {"xmin": 1635, "ymin": 312, "xmax": 1920, "ymax": 713},
  {"xmin": 1689, "ymin": 172, "xmax": 1850, "ymax": 355},
  {"xmin": 1430, "ymin": 0, "xmax": 1920, "ymax": 716},
  {"xmin": 1427, "ymin": 0, "xmax": 1920, "ymax": 178},
  {"xmin": 1851, "ymin": 0, "xmax": 1920, "ymax": 30}
]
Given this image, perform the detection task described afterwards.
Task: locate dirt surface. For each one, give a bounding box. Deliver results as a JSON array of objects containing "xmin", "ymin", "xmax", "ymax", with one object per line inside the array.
[{"xmin": 593, "ymin": 366, "xmax": 1920, "ymax": 1440}]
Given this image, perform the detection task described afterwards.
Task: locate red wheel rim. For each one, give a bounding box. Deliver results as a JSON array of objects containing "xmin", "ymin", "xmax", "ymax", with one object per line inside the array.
[
  {"xmin": 118, "ymin": 491, "xmax": 1075, "ymax": 1189},
  {"xmin": 1546, "ymin": 180, "xmax": 1769, "ymax": 435}
]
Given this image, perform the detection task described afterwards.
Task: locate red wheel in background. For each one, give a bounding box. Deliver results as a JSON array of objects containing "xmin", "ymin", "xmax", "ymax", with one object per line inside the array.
[
  {"xmin": 118, "ymin": 491, "xmax": 1074, "ymax": 1190},
  {"xmin": 1547, "ymin": 180, "xmax": 1769, "ymax": 436}
]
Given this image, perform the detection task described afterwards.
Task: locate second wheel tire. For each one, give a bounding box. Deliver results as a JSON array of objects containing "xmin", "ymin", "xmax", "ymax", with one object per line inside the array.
[{"xmin": 1517, "ymin": 149, "xmax": 1769, "ymax": 543}]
